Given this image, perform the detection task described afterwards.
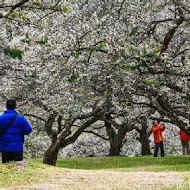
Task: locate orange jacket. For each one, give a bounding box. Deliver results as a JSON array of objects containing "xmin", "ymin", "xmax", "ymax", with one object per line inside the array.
[
  {"xmin": 152, "ymin": 125, "xmax": 165, "ymax": 143},
  {"xmin": 179, "ymin": 130, "xmax": 189, "ymax": 142}
]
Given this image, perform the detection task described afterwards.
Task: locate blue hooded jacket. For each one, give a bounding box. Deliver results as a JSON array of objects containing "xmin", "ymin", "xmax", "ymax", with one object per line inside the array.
[{"xmin": 0, "ymin": 109, "xmax": 32, "ymax": 152}]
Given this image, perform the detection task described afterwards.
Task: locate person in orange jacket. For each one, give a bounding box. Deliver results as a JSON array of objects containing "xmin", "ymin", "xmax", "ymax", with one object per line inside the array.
[
  {"xmin": 179, "ymin": 129, "xmax": 190, "ymax": 155},
  {"xmin": 152, "ymin": 121, "xmax": 166, "ymax": 157}
]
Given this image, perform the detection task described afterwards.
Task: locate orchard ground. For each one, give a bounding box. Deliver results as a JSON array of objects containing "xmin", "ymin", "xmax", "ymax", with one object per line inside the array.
[{"xmin": 0, "ymin": 156, "xmax": 190, "ymax": 190}]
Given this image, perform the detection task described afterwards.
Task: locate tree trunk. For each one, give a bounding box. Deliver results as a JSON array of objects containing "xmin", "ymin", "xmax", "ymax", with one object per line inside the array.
[
  {"xmin": 42, "ymin": 114, "xmax": 101, "ymax": 166},
  {"xmin": 138, "ymin": 125, "xmax": 151, "ymax": 155},
  {"xmin": 105, "ymin": 115, "xmax": 128, "ymax": 156},
  {"xmin": 109, "ymin": 141, "xmax": 123, "ymax": 156},
  {"xmin": 105, "ymin": 117, "xmax": 122, "ymax": 156},
  {"xmin": 43, "ymin": 143, "xmax": 59, "ymax": 166},
  {"xmin": 140, "ymin": 136, "xmax": 151, "ymax": 155}
]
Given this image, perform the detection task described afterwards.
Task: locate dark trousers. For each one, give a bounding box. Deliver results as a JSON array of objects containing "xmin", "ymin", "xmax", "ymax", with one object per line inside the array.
[
  {"xmin": 154, "ymin": 141, "xmax": 164, "ymax": 157},
  {"xmin": 181, "ymin": 141, "xmax": 189, "ymax": 155},
  {"xmin": 1, "ymin": 152, "xmax": 23, "ymax": 163}
]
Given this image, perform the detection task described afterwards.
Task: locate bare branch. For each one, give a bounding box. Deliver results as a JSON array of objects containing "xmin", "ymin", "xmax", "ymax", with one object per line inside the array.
[
  {"xmin": 23, "ymin": 114, "xmax": 46, "ymax": 122},
  {"xmin": 83, "ymin": 130, "xmax": 109, "ymax": 140}
]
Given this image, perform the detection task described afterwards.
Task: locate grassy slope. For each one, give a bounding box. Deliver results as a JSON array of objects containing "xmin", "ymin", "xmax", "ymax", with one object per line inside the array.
[{"xmin": 0, "ymin": 155, "xmax": 190, "ymax": 188}]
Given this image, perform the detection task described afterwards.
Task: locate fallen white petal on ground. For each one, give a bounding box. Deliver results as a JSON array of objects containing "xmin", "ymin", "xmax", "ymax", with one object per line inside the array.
[{"xmin": 2, "ymin": 169, "xmax": 186, "ymax": 190}]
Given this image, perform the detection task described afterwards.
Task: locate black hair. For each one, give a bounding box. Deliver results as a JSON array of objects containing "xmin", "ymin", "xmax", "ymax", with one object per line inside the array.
[{"xmin": 6, "ymin": 99, "xmax": 16, "ymax": 109}]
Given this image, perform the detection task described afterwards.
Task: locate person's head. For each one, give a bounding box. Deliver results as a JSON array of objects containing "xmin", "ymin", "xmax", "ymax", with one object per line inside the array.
[
  {"xmin": 153, "ymin": 120, "xmax": 158, "ymax": 126},
  {"xmin": 6, "ymin": 99, "xmax": 16, "ymax": 110}
]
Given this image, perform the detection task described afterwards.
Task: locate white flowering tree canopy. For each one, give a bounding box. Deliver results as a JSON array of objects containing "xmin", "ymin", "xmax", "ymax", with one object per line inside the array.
[{"xmin": 0, "ymin": 0, "xmax": 190, "ymax": 164}]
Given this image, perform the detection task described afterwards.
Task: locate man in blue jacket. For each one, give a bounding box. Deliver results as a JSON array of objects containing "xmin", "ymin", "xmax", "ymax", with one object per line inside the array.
[{"xmin": 0, "ymin": 99, "xmax": 32, "ymax": 163}]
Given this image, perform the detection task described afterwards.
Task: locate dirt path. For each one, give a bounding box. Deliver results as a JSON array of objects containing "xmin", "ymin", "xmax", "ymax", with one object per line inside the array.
[{"xmin": 0, "ymin": 169, "xmax": 187, "ymax": 190}]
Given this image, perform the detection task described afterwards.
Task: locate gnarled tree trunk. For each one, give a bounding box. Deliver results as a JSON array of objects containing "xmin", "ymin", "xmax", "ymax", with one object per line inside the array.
[
  {"xmin": 105, "ymin": 114, "xmax": 131, "ymax": 156},
  {"xmin": 136, "ymin": 124, "xmax": 151, "ymax": 155},
  {"xmin": 109, "ymin": 141, "xmax": 123, "ymax": 156},
  {"xmin": 42, "ymin": 110, "xmax": 103, "ymax": 165},
  {"xmin": 43, "ymin": 143, "xmax": 60, "ymax": 166},
  {"xmin": 139, "ymin": 132, "xmax": 151, "ymax": 155}
]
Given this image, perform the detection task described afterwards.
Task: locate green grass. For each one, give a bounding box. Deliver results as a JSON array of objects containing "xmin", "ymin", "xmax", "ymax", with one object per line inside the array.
[
  {"xmin": 56, "ymin": 155, "xmax": 190, "ymax": 171},
  {"xmin": 1, "ymin": 155, "xmax": 190, "ymax": 188},
  {"xmin": 0, "ymin": 159, "xmax": 51, "ymax": 187}
]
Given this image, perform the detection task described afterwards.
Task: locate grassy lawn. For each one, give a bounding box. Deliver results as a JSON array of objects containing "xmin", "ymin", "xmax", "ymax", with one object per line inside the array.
[
  {"xmin": 0, "ymin": 160, "xmax": 51, "ymax": 187},
  {"xmin": 56, "ymin": 155, "xmax": 190, "ymax": 171},
  {"xmin": 0, "ymin": 155, "xmax": 190, "ymax": 189}
]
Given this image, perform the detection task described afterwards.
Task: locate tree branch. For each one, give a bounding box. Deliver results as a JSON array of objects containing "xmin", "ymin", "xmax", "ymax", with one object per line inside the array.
[
  {"xmin": 23, "ymin": 114, "xmax": 46, "ymax": 122},
  {"xmin": 0, "ymin": 0, "xmax": 29, "ymax": 19},
  {"xmin": 83, "ymin": 130, "xmax": 109, "ymax": 140},
  {"xmin": 45, "ymin": 113, "xmax": 58, "ymax": 142}
]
